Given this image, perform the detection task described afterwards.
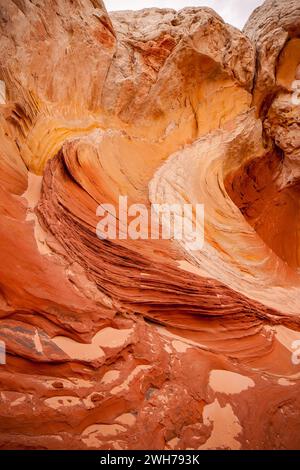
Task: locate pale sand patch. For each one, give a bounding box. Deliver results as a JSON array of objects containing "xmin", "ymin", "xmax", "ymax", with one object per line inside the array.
[
  {"xmin": 82, "ymin": 393, "xmax": 101, "ymax": 410},
  {"xmin": 82, "ymin": 424, "xmax": 126, "ymax": 448},
  {"xmin": 82, "ymin": 435, "xmax": 101, "ymax": 448},
  {"xmin": 115, "ymin": 413, "xmax": 136, "ymax": 426},
  {"xmin": 33, "ymin": 329, "xmax": 43, "ymax": 353},
  {"xmin": 166, "ymin": 437, "xmax": 179, "ymax": 449},
  {"xmin": 111, "ymin": 365, "xmax": 152, "ymax": 395},
  {"xmin": 83, "ymin": 423, "xmax": 126, "ymax": 437},
  {"xmin": 52, "ymin": 327, "xmax": 133, "ymax": 361},
  {"xmin": 199, "ymin": 399, "xmax": 242, "ymax": 450},
  {"xmin": 101, "ymin": 370, "xmax": 120, "ymax": 385},
  {"xmin": 278, "ymin": 378, "xmax": 296, "ymax": 386},
  {"xmin": 93, "ymin": 327, "xmax": 133, "ymax": 348},
  {"xmin": 46, "ymin": 378, "xmax": 93, "ymax": 389},
  {"xmin": 209, "ymin": 370, "xmax": 255, "ymax": 394},
  {"xmin": 0, "ymin": 80, "xmax": 6, "ymax": 104},
  {"xmin": 21, "ymin": 172, "xmax": 53, "ymax": 255},
  {"xmin": 275, "ymin": 325, "xmax": 300, "ymax": 352},
  {"xmin": 52, "ymin": 335, "xmax": 105, "ymax": 361},
  {"xmin": 22, "ymin": 172, "xmax": 42, "ymax": 209},
  {"xmin": 172, "ymin": 340, "xmax": 191, "ymax": 353},
  {"xmin": 26, "ymin": 212, "xmax": 53, "ymax": 255},
  {"xmin": 44, "ymin": 396, "xmax": 82, "ymax": 409}
]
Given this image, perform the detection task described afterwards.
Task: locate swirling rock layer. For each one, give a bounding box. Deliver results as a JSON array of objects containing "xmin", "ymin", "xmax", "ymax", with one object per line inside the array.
[{"xmin": 0, "ymin": 0, "xmax": 300, "ymax": 450}]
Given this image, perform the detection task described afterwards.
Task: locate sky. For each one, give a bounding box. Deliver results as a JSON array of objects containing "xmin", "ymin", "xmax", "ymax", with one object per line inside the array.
[{"xmin": 104, "ymin": 0, "xmax": 264, "ymax": 30}]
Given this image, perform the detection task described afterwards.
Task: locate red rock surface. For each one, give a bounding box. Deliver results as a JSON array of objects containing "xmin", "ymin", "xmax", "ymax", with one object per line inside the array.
[{"xmin": 0, "ymin": 0, "xmax": 300, "ymax": 450}]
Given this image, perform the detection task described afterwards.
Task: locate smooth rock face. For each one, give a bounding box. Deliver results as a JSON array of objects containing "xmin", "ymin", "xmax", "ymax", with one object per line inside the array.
[{"xmin": 0, "ymin": 0, "xmax": 300, "ymax": 450}]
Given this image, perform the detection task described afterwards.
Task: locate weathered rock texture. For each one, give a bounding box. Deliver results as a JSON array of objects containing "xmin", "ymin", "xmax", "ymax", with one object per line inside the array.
[{"xmin": 0, "ymin": 0, "xmax": 300, "ymax": 450}]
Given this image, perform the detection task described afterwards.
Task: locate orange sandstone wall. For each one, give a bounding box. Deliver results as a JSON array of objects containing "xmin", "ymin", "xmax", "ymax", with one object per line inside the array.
[{"xmin": 0, "ymin": 0, "xmax": 300, "ymax": 450}]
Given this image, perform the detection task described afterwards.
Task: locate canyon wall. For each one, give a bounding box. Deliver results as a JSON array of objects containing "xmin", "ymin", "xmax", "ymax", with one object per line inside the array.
[{"xmin": 0, "ymin": 0, "xmax": 300, "ymax": 449}]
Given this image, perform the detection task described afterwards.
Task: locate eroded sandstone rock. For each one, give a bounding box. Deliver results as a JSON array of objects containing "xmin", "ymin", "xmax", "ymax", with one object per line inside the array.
[{"xmin": 0, "ymin": 0, "xmax": 300, "ymax": 450}]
